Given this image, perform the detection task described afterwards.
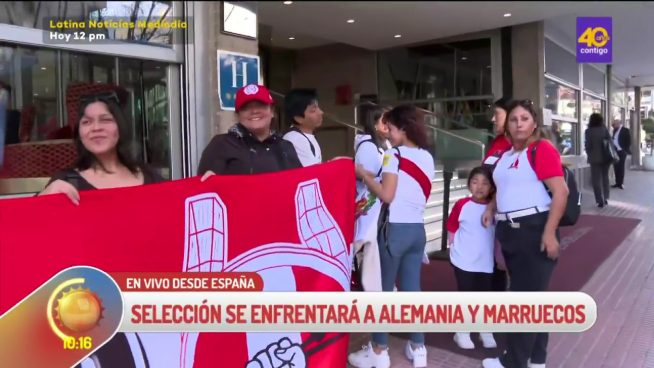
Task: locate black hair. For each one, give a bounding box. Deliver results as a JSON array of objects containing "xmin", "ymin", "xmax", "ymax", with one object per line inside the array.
[
  {"xmin": 360, "ymin": 106, "xmax": 389, "ymax": 147},
  {"xmin": 493, "ymin": 97, "xmax": 512, "ymax": 112},
  {"xmin": 505, "ymin": 99, "xmax": 542, "ymax": 141},
  {"xmin": 284, "ymin": 89, "xmax": 318, "ymax": 125},
  {"xmin": 588, "ymin": 113, "xmax": 604, "ymax": 128},
  {"xmin": 467, "ymin": 166, "xmax": 496, "ymax": 200},
  {"xmin": 74, "ymin": 96, "xmax": 145, "ymax": 175},
  {"xmin": 384, "ymin": 104, "xmax": 429, "ymax": 149}
]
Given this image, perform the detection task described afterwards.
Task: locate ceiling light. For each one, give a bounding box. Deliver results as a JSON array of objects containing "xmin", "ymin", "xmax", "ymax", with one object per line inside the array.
[
  {"xmin": 486, "ymin": 65, "xmax": 492, "ymax": 68},
  {"xmin": 41, "ymin": 67, "xmax": 47, "ymax": 70},
  {"xmin": 347, "ymin": 19, "xmax": 355, "ymax": 24},
  {"xmin": 33, "ymin": 93, "xmax": 39, "ymax": 97},
  {"xmin": 461, "ymin": 57, "xmax": 468, "ymax": 61},
  {"xmin": 288, "ymin": 36, "xmax": 295, "ymax": 40},
  {"xmin": 504, "ymin": 13, "xmax": 512, "ymax": 17},
  {"xmin": 283, "ymin": 1, "xmax": 293, "ymax": 4},
  {"xmin": 394, "ymin": 34, "xmax": 402, "ymax": 38}
]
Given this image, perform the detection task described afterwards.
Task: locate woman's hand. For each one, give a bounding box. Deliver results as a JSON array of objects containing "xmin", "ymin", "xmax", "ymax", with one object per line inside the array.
[
  {"xmin": 482, "ymin": 207, "xmax": 495, "ymax": 228},
  {"xmin": 541, "ymin": 229, "xmax": 560, "ymax": 260},
  {"xmin": 200, "ymin": 170, "xmax": 216, "ymax": 182},
  {"xmin": 38, "ymin": 179, "xmax": 80, "ymax": 205}
]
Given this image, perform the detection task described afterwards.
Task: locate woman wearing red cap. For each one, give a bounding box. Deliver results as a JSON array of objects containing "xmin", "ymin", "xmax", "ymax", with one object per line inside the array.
[{"xmin": 198, "ymin": 84, "xmax": 302, "ymax": 176}]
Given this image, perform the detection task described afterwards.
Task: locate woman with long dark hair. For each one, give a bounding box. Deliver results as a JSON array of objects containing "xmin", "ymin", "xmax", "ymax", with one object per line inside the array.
[
  {"xmin": 38, "ymin": 90, "xmax": 163, "ymax": 368},
  {"xmin": 585, "ymin": 113, "xmax": 612, "ymax": 207},
  {"xmin": 39, "ymin": 91, "xmax": 161, "ymax": 202},
  {"xmin": 481, "ymin": 100, "xmax": 568, "ymax": 368},
  {"xmin": 349, "ymin": 104, "xmax": 435, "ymax": 368}
]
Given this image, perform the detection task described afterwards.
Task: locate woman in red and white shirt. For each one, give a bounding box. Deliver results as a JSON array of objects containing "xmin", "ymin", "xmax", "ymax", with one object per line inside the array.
[
  {"xmin": 481, "ymin": 100, "xmax": 569, "ymax": 368},
  {"xmin": 349, "ymin": 104, "xmax": 435, "ymax": 368}
]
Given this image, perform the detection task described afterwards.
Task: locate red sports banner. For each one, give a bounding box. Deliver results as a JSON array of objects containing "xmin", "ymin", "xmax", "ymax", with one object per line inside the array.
[{"xmin": 0, "ymin": 159, "xmax": 355, "ymax": 368}]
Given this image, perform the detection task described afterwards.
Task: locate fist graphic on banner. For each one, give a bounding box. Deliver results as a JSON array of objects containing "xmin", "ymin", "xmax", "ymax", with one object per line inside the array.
[{"xmin": 245, "ymin": 337, "xmax": 307, "ymax": 368}]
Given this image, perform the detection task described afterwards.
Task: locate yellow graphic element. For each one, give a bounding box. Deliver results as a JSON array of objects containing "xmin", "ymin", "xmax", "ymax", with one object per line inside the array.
[
  {"xmin": 47, "ymin": 278, "xmax": 104, "ymax": 340},
  {"xmin": 578, "ymin": 27, "xmax": 610, "ymax": 48},
  {"xmin": 55, "ymin": 288, "xmax": 103, "ymax": 333},
  {"xmin": 382, "ymin": 154, "xmax": 391, "ymax": 167}
]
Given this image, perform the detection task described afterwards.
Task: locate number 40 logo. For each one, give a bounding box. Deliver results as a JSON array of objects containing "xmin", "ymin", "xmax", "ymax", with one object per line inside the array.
[{"xmin": 578, "ymin": 27, "xmax": 610, "ymax": 47}]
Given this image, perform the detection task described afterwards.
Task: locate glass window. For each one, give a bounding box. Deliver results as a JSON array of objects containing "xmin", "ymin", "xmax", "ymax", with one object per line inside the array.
[
  {"xmin": 545, "ymin": 79, "xmax": 578, "ymax": 119},
  {"xmin": 581, "ymin": 94, "xmax": 604, "ymax": 124},
  {"xmin": 545, "ymin": 39, "xmax": 579, "ymax": 86},
  {"xmin": 378, "ymin": 38, "xmax": 492, "ymax": 101},
  {"xmin": 1, "ymin": 1, "xmax": 176, "ymax": 46},
  {"xmin": 1, "ymin": 45, "xmax": 174, "ymax": 195},
  {"xmin": 583, "ymin": 64, "xmax": 606, "ymax": 96},
  {"xmin": 548, "ymin": 120, "xmax": 577, "ymax": 156},
  {"xmin": 119, "ymin": 59, "xmax": 170, "ymax": 178}
]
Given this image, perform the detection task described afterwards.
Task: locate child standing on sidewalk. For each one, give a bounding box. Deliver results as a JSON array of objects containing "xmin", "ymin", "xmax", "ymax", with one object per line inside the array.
[{"xmin": 446, "ymin": 166, "xmax": 498, "ymax": 350}]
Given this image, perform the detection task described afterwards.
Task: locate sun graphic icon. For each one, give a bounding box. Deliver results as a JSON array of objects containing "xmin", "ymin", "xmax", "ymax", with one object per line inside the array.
[{"xmin": 54, "ymin": 286, "xmax": 104, "ymax": 333}]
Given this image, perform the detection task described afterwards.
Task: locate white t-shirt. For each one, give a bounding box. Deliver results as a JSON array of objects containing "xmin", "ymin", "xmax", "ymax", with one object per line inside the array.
[
  {"xmin": 493, "ymin": 140, "xmax": 563, "ymax": 213},
  {"xmin": 382, "ymin": 146, "xmax": 435, "ymax": 224},
  {"xmin": 447, "ymin": 197, "xmax": 495, "ymax": 273},
  {"xmin": 354, "ymin": 134, "xmax": 385, "ymax": 241},
  {"xmin": 283, "ymin": 129, "xmax": 322, "ymax": 167}
]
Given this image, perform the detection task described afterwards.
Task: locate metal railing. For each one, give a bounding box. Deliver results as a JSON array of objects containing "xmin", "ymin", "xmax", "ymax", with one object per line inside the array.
[
  {"xmin": 355, "ymin": 100, "xmax": 486, "ymax": 162},
  {"xmin": 355, "ymin": 100, "xmax": 488, "ymax": 253},
  {"xmin": 355, "ymin": 100, "xmax": 495, "ymax": 143}
]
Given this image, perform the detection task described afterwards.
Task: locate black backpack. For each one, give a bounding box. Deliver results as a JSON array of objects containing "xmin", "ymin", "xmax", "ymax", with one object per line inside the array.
[{"xmin": 529, "ymin": 142, "xmax": 581, "ymax": 227}]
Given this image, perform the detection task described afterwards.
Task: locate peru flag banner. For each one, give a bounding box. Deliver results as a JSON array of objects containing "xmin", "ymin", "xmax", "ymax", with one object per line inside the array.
[{"xmin": 0, "ymin": 159, "xmax": 355, "ymax": 368}]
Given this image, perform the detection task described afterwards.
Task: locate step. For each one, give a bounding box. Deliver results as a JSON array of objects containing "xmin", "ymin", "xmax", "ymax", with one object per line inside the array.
[
  {"xmin": 425, "ymin": 229, "xmax": 444, "ymax": 254},
  {"xmin": 430, "ymin": 178, "xmax": 468, "ymax": 194},
  {"xmin": 425, "ymin": 191, "xmax": 469, "ymax": 218}
]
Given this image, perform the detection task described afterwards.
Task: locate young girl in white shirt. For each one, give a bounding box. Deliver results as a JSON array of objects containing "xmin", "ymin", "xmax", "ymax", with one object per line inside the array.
[{"xmin": 446, "ymin": 166, "xmax": 498, "ymax": 350}]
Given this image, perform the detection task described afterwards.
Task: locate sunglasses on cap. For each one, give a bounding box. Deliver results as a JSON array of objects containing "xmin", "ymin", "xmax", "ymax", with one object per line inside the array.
[{"xmin": 79, "ymin": 91, "xmax": 120, "ymax": 105}]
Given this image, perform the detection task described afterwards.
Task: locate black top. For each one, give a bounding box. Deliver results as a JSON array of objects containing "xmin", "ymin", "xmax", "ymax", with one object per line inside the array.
[
  {"xmin": 613, "ymin": 126, "xmax": 632, "ymax": 154},
  {"xmin": 48, "ymin": 166, "xmax": 164, "ymax": 190},
  {"xmin": 197, "ymin": 123, "xmax": 303, "ymax": 175}
]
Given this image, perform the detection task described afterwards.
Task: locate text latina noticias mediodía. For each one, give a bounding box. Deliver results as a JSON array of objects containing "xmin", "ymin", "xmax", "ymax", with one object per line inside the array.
[{"xmin": 49, "ymin": 19, "xmax": 188, "ymax": 30}]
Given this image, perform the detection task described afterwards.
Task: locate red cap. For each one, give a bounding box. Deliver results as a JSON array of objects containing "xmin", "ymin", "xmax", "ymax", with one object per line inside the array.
[{"xmin": 235, "ymin": 84, "xmax": 274, "ymax": 111}]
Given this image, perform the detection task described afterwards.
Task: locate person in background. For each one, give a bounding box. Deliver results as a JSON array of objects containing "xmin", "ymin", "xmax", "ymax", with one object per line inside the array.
[
  {"xmin": 198, "ymin": 84, "xmax": 302, "ymax": 177},
  {"xmin": 611, "ymin": 119, "xmax": 631, "ymax": 189},
  {"xmin": 485, "ymin": 97, "xmax": 513, "ymax": 158},
  {"xmin": 447, "ymin": 166, "xmax": 497, "ymax": 350},
  {"xmin": 584, "ymin": 113, "xmax": 612, "ymax": 207},
  {"xmin": 282, "ymin": 88, "xmax": 324, "ymax": 166},
  {"xmin": 354, "ymin": 106, "xmax": 391, "ymax": 221},
  {"xmin": 481, "ymin": 100, "xmax": 568, "ymax": 368},
  {"xmin": 37, "ymin": 90, "xmax": 163, "ymax": 368},
  {"xmin": 482, "ymin": 97, "xmax": 512, "ymax": 294},
  {"xmin": 349, "ymin": 104, "xmax": 435, "ymax": 368},
  {"xmin": 353, "ymin": 107, "xmax": 390, "ymax": 291}
]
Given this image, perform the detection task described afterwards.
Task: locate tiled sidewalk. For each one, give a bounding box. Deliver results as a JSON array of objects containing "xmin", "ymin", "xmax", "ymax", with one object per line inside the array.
[{"xmin": 349, "ymin": 168, "xmax": 654, "ymax": 367}]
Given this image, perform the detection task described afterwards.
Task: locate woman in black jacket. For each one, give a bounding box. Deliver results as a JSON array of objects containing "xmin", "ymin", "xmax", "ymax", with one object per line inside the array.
[{"xmin": 584, "ymin": 113, "xmax": 612, "ymax": 208}]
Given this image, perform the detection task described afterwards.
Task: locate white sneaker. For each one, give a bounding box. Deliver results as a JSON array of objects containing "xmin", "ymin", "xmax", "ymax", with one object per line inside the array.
[
  {"xmin": 404, "ymin": 341, "xmax": 427, "ymax": 368},
  {"xmin": 482, "ymin": 357, "xmax": 505, "ymax": 368},
  {"xmin": 479, "ymin": 333, "xmax": 497, "ymax": 349},
  {"xmin": 348, "ymin": 342, "xmax": 390, "ymax": 368},
  {"xmin": 453, "ymin": 332, "xmax": 475, "ymax": 349},
  {"xmin": 528, "ymin": 360, "xmax": 546, "ymax": 368}
]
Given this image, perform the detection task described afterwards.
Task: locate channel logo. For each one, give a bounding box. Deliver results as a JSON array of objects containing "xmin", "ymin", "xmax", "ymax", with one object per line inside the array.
[{"xmin": 576, "ymin": 17, "xmax": 612, "ymax": 63}]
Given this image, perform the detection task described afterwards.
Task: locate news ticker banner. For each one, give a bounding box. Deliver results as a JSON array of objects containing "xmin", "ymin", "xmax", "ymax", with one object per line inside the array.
[{"xmin": 0, "ymin": 266, "xmax": 598, "ymax": 367}]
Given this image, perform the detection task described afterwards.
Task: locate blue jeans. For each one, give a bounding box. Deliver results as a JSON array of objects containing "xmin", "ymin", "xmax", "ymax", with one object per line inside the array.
[{"xmin": 372, "ymin": 222, "xmax": 426, "ymax": 348}]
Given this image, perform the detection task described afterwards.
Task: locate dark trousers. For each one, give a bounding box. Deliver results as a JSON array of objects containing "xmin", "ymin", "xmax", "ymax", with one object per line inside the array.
[
  {"xmin": 590, "ymin": 163, "xmax": 610, "ymax": 204},
  {"xmin": 496, "ymin": 212, "xmax": 557, "ymax": 368},
  {"xmin": 452, "ymin": 264, "xmax": 493, "ymax": 292},
  {"xmin": 491, "ymin": 263, "xmax": 508, "ymax": 291},
  {"xmin": 613, "ymin": 150, "xmax": 628, "ymax": 186}
]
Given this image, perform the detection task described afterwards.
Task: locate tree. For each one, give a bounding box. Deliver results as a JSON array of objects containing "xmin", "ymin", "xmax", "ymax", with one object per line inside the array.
[{"xmin": 643, "ymin": 118, "xmax": 654, "ymax": 135}]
